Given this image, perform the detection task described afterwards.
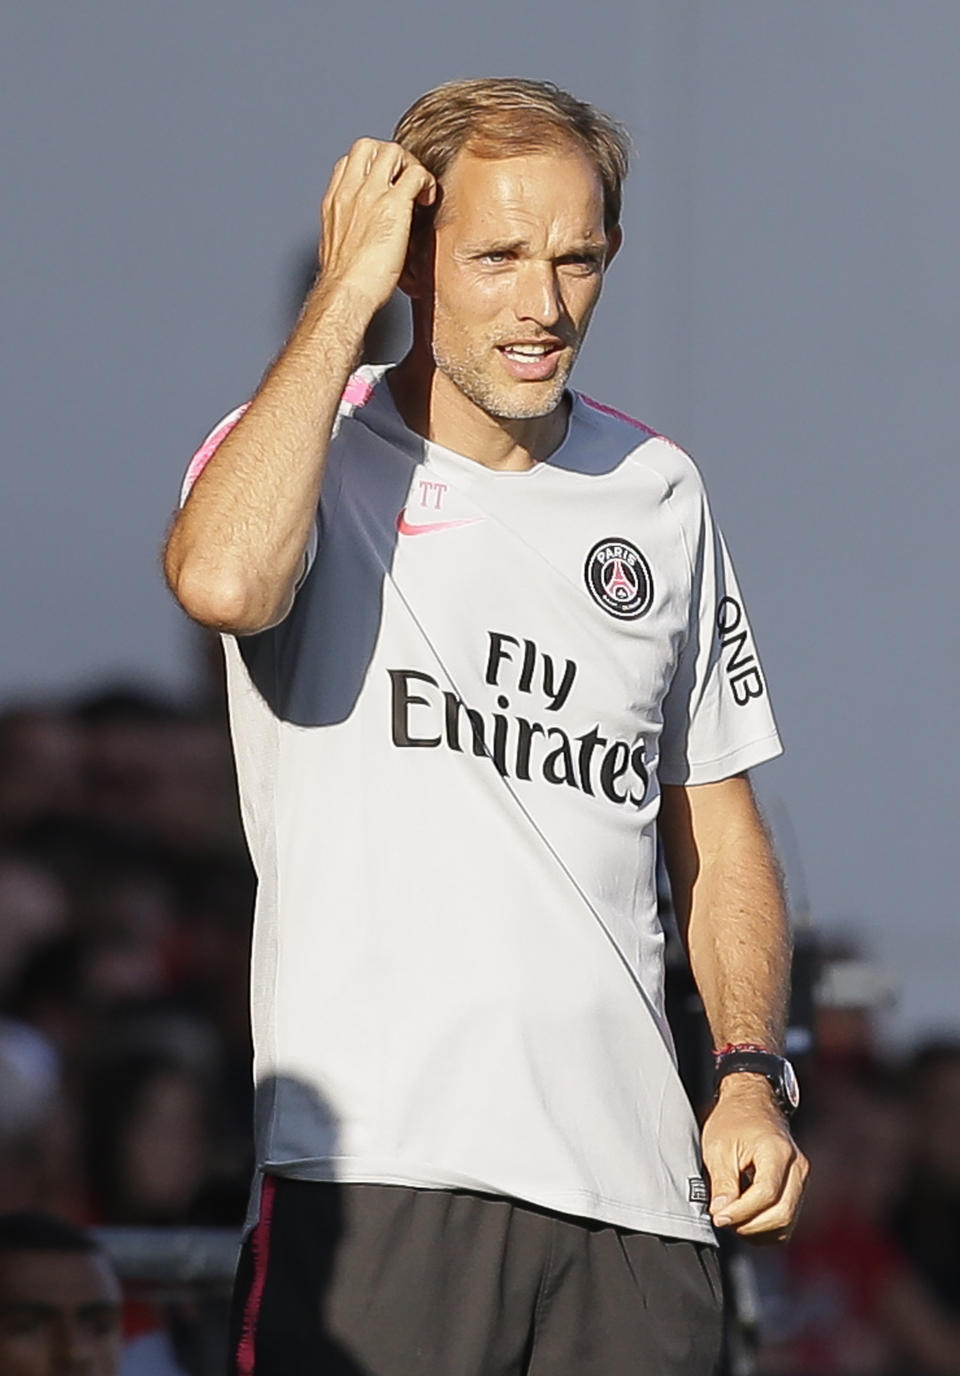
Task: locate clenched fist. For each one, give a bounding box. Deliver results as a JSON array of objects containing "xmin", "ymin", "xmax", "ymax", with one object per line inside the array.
[
  {"xmin": 702, "ymin": 1076, "xmax": 809, "ymax": 1240},
  {"xmin": 319, "ymin": 138, "xmax": 437, "ymax": 318}
]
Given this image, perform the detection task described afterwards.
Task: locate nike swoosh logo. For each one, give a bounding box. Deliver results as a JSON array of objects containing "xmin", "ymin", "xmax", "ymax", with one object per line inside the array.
[{"xmin": 396, "ymin": 512, "xmax": 484, "ymax": 537}]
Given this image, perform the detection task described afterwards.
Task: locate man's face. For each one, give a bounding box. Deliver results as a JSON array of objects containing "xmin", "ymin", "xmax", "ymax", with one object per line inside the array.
[
  {"xmin": 420, "ymin": 144, "xmax": 620, "ymax": 421},
  {"xmin": 0, "ymin": 1251, "xmax": 123, "ymax": 1376}
]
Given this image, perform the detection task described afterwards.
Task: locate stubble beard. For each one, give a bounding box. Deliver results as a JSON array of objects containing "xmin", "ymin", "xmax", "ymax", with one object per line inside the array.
[{"xmin": 431, "ymin": 315, "xmax": 580, "ymax": 421}]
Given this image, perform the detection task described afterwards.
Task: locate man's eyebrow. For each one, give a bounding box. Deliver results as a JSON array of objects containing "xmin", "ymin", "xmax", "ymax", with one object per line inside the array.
[
  {"xmin": 557, "ymin": 241, "xmax": 607, "ymax": 257},
  {"xmin": 463, "ymin": 238, "xmax": 529, "ymax": 254},
  {"xmin": 463, "ymin": 238, "xmax": 607, "ymax": 256}
]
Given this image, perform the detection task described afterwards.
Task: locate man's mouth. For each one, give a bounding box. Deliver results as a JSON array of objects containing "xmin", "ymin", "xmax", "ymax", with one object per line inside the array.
[{"xmin": 497, "ymin": 341, "xmax": 565, "ymax": 380}]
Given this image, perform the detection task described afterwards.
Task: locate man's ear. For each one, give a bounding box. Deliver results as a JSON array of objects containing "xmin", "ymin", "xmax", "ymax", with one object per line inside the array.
[
  {"xmin": 397, "ymin": 251, "xmax": 421, "ymax": 300},
  {"xmin": 398, "ymin": 211, "xmax": 434, "ymax": 300},
  {"xmin": 604, "ymin": 225, "xmax": 623, "ymax": 269}
]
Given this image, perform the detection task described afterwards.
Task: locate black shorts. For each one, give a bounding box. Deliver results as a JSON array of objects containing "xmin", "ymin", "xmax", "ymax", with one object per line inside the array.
[{"xmin": 229, "ymin": 1176, "xmax": 722, "ymax": 1375}]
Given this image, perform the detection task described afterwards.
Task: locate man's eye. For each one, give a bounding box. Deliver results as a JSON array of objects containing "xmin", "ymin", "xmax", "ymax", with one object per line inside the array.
[
  {"xmin": 480, "ymin": 252, "xmax": 511, "ymax": 264},
  {"xmin": 3, "ymin": 1315, "xmax": 47, "ymax": 1336},
  {"xmin": 84, "ymin": 1313, "xmax": 121, "ymax": 1339}
]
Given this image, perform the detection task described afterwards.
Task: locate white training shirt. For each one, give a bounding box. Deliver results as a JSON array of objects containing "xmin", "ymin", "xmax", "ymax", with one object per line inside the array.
[{"xmin": 183, "ymin": 365, "xmax": 782, "ymax": 1244}]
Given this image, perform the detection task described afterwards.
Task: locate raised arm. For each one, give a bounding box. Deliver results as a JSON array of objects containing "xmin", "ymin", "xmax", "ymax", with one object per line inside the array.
[
  {"xmin": 660, "ymin": 773, "xmax": 809, "ymax": 1238},
  {"xmin": 164, "ymin": 139, "xmax": 436, "ymax": 634}
]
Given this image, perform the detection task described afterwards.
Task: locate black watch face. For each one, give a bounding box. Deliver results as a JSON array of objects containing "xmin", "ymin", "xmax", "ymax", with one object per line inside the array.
[{"xmin": 781, "ymin": 1058, "xmax": 801, "ymax": 1112}]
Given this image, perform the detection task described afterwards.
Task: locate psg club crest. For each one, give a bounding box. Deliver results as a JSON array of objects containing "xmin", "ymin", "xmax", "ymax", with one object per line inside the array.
[{"xmin": 584, "ymin": 538, "xmax": 654, "ymax": 620}]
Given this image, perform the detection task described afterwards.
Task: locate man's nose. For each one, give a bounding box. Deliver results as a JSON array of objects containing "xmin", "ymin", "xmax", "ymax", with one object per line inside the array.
[
  {"xmin": 513, "ymin": 261, "xmax": 562, "ymax": 327},
  {"xmin": 53, "ymin": 1317, "xmax": 105, "ymax": 1375}
]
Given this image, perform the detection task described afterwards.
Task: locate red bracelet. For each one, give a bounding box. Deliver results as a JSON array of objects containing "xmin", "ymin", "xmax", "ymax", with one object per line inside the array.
[{"xmin": 713, "ymin": 1042, "xmax": 772, "ymax": 1059}]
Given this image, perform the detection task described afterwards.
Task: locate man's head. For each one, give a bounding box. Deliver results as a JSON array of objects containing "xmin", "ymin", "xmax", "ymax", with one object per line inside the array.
[
  {"xmin": 0, "ymin": 1213, "xmax": 122, "ymax": 1376},
  {"xmin": 394, "ymin": 78, "xmax": 629, "ymax": 237},
  {"xmin": 393, "ymin": 79, "xmax": 629, "ymax": 423}
]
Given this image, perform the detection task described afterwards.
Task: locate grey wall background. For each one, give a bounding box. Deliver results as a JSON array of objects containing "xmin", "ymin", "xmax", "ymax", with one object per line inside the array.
[{"xmin": 2, "ymin": 2, "xmax": 957, "ymax": 1041}]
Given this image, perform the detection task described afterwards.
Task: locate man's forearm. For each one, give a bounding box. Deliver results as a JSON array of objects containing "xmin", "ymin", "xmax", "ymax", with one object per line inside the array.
[
  {"xmin": 662, "ymin": 776, "xmax": 807, "ymax": 1237},
  {"xmin": 691, "ymin": 825, "xmax": 790, "ymax": 1052},
  {"xmin": 164, "ymin": 281, "xmax": 371, "ymax": 634},
  {"xmin": 661, "ymin": 775, "xmax": 791, "ymax": 1052}
]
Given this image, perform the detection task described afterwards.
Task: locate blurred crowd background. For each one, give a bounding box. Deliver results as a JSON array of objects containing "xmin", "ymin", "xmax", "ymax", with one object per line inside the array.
[
  {"xmin": 0, "ymin": 660, "xmax": 250, "ymax": 1373},
  {"xmin": 2, "ymin": 650, "xmax": 960, "ymax": 1375}
]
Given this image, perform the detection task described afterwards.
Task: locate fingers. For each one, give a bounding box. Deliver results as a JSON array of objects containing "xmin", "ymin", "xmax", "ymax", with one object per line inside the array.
[
  {"xmin": 367, "ymin": 141, "xmax": 412, "ymax": 188},
  {"xmin": 321, "ymin": 140, "xmax": 384, "ymax": 225},
  {"xmin": 319, "ymin": 141, "xmax": 435, "ymax": 252},
  {"xmin": 706, "ymin": 1150, "xmax": 742, "ymax": 1227},
  {"xmin": 333, "ymin": 139, "xmax": 430, "ymax": 196},
  {"xmin": 314, "ymin": 137, "xmax": 437, "ymax": 311},
  {"xmin": 321, "ymin": 155, "xmax": 349, "ymax": 227},
  {"xmin": 733, "ymin": 1150, "xmax": 809, "ymax": 1238},
  {"xmin": 338, "ymin": 139, "xmax": 394, "ymax": 194},
  {"xmin": 707, "ymin": 1136, "xmax": 809, "ymax": 1238},
  {"xmin": 713, "ymin": 1142, "xmax": 790, "ymax": 1227},
  {"xmin": 393, "ymin": 159, "xmax": 437, "ymax": 205}
]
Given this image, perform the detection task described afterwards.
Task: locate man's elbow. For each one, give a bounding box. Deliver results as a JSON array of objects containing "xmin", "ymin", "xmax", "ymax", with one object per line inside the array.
[{"xmin": 166, "ymin": 553, "xmax": 290, "ymax": 634}]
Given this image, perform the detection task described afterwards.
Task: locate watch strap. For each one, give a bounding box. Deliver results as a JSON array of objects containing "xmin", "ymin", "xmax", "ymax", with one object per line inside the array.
[{"xmin": 713, "ymin": 1048, "xmax": 800, "ymax": 1115}]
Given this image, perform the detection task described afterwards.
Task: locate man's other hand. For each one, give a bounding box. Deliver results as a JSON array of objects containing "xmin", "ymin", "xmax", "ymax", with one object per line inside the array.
[
  {"xmin": 319, "ymin": 138, "xmax": 437, "ymax": 317},
  {"xmin": 701, "ymin": 1075, "xmax": 809, "ymax": 1239}
]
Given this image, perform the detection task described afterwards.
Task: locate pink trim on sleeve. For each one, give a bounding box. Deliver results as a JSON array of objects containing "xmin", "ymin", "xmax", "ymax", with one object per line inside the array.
[
  {"xmin": 236, "ymin": 1174, "xmax": 277, "ymax": 1376},
  {"xmin": 180, "ymin": 403, "xmax": 250, "ymax": 506},
  {"xmin": 341, "ymin": 374, "xmax": 375, "ymax": 408},
  {"xmin": 578, "ymin": 394, "xmax": 657, "ymax": 435},
  {"xmin": 181, "ymin": 371, "xmax": 373, "ymax": 509}
]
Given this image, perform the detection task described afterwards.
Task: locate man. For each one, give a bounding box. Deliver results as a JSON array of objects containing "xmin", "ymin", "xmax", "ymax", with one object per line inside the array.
[
  {"xmin": 166, "ymin": 78, "xmax": 807, "ymax": 1375},
  {"xmin": 0, "ymin": 1212, "xmax": 123, "ymax": 1376}
]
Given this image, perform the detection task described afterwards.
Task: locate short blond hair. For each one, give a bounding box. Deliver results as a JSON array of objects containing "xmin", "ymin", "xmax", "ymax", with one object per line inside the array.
[{"xmin": 393, "ymin": 77, "xmax": 630, "ymax": 233}]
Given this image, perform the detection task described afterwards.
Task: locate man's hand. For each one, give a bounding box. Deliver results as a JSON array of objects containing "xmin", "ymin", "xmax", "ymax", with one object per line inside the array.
[
  {"xmin": 320, "ymin": 138, "xmax": 437, "ymax": 316},
  {"xmin": 701, "ymin": 1075, "xmax": 808, "ymax": 1239}
]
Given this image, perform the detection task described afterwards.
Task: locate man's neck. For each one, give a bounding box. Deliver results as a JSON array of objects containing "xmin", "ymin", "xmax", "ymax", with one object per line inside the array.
[{"xmin": 388, "ymin": 354, "xmax": 569, "ymax": 472}]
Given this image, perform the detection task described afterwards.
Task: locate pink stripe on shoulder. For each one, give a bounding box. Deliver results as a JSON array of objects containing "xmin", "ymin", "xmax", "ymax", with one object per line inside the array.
[
  {"xmin": 180, "ymin": 403, "xmax": 250, "ymax": 505},
  {"xmin": 180, "ymin": 374, "xmax": 372, "ymax": 508},
  {"xmin": 579, "ymin": 394, "xmax": 657, "ymax": 435},
  {"xmin": 236, "ymin": 1174, "xmax": 277, "ymax": 1376},
  {"xmin": 341, "ymin": 373, "xmax": 375, "ymax": 407}
]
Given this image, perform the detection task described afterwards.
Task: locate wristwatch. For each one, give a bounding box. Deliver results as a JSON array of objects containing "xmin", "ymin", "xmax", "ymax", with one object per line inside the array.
[{"xmin": 713, "ymin": 1045, "xmax": 800, "ymax": 1116}]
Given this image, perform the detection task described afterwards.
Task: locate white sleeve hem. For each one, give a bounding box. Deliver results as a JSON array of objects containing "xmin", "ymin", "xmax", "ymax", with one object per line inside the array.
[{"xmin": 659, "ymin": 732, "xmax": 784, "ymax": 787}]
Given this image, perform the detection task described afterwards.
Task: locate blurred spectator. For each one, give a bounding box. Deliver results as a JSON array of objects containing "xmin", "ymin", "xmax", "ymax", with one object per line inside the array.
[
  {"xmin": 811, "ymin": 940, "xmax": 897, "ymax": 1080},
  {"xmin": 0, "ymin": 707, "xmax": 85, "ymax": 838},
  {"xmin": 8, "ymin": 934, "xmax": 113, "ymax": 1087},
  {"xmin": 891, "ymin": 1040, "xmax": 960, "ymax": 1319},
  {"xmin": 754, "ymin": 1078, "xmax": 905, "ymax": 1372},
  {"xmin": 84, "ymin": 1045, "xmax": 219, "ymax": 1227},
  {"xmin": 755, "ymin": 1069, "xmax": 960, "ymax": 1373},
  {"xmin": 0, "ymin": 854, "xmax": 69, "ymax": 997},
  {"xmin": 170, "ymin": 858, "xmax": 255, "ymax": 1175},
  {"xmin": 0, "ymin": 1022, "xmax": 80, "ymax": 1219},
  {"xmin": 0, "ymin": 1210, "xmax": 122, "ymax": 1375},
  {"xmin": 74, "ymin": 689, "xmax": 242, "ymax": 857},
  {"xmin": 76, "ymin": 860, "xmax": 177, "ymax": 1007}
]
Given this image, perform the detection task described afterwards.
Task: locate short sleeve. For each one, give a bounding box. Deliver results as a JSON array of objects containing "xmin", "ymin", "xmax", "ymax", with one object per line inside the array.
[
  {"xmin": 178, "ymin": 403, "xmax": 318, "ymax": 586},
  {"xmin": 659, "ymin": 483, "xmax": 782, "ymax": 785}
]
